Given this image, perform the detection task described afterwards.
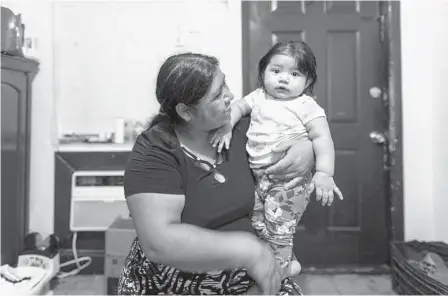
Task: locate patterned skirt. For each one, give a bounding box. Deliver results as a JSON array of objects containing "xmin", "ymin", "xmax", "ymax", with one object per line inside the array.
[{"xmin": 117, "ymin": 238, "xmax": 303, "ymax": 295}]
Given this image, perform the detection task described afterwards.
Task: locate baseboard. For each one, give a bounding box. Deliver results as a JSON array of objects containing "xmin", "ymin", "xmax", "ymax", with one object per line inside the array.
[{"xmin": 302, "ymin": 264, "xmax": 390, "ymax": 274}]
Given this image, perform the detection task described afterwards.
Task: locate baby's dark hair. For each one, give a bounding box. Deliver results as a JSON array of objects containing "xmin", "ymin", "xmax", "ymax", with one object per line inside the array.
[{"xmin": 258, "ymin": 41, "xmax": 317, "ymax": 96}]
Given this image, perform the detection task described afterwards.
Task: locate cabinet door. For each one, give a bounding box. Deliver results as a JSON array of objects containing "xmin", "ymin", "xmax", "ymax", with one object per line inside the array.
[{"xmin": 1, "ymin": 69, "xmax": 28, "ymax": 266}]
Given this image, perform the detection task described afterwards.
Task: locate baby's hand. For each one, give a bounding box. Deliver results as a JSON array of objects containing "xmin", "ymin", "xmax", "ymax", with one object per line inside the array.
[
  {"xmin": 210, "ymin": 124, "xmax": 233, "ymax": 153},
  {"xmin": 309, "ymin": 172, "xmax": 343, "ymax": 206}
]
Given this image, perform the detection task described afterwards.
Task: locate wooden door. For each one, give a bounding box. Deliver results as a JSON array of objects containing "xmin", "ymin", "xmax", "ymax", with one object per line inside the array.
[{"xmin": 242, "ymin": 1, "xmax": 389, "ymax": 267}]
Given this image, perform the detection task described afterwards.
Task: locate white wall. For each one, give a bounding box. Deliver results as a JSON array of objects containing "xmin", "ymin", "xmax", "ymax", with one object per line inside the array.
[
  {"xmin": 431, "ymin": 1, "xmax": 448, "ymax": 243},
  {"xmin": 401, "ymin": 0, "xmax": 448, "ymax": 242},
  {"xmin": 53, "ymin": 0, "xmax": 242, "ymax": 135}
]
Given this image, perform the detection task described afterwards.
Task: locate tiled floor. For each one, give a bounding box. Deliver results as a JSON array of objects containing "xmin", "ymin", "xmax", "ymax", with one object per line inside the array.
[
  {"xmin": 52, "ymin": 273, "xmax": 396, "ymax": 295},
  {"xmin": 294, "ymin": 274, "xmax": 396, "ymax": 295}
]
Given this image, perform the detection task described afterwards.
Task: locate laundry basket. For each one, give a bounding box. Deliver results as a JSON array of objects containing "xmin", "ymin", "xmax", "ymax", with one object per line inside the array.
[{"xmin": 391, "ymin": 240, "xmax": 448, "ymax": 295}]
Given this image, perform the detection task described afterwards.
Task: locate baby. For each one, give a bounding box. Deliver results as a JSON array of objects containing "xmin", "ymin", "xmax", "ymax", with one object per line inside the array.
[{"xmin": 211, "ymin": 41, "xmax": 343, "ymax": 275}]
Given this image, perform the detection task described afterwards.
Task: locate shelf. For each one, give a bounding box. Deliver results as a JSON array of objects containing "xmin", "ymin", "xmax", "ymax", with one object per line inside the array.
[{"xmin": 56, "ymin": 143, "xmax": 134, "ymax": 152}]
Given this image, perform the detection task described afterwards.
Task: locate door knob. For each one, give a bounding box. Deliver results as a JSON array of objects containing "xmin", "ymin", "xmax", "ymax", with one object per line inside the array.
[
  {"xmin": 369, "ymin": 131, "xmax": 386, "ymax": 144},
  {"xmin": 369, "ymin": 87, "xmax": 382, "ymax": 99}
]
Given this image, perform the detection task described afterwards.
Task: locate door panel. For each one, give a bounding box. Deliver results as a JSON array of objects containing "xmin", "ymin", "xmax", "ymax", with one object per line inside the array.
[
  {"xmin": 243, "ymin": 0, "xmax": 388, "ymax": 266},
  {"xmin": 1, "ymin": 70, "xmax": 27, "ymax": 266}
]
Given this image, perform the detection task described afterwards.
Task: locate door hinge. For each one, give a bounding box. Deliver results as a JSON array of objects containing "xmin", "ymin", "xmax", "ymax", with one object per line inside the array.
[
  {"xmin": 378, "ymin": 1, "xmax": 387, "ymax": 43},
  {"xmin": 370, "ymin": 130, "xmax": 392, "ymax": 171},
  {"xmin": 378, "ymin": 14, "xmax": 385, "ymax": 42}
]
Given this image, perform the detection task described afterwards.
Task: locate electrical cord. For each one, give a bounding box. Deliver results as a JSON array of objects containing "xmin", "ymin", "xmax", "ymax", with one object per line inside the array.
[{"xmin": 56, "ymin": 232, "xmax": 92, "ymax": 279}]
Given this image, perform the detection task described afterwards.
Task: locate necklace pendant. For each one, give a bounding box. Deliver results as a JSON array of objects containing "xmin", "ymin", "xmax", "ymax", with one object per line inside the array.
[{"xmin": 214, "ymin": 172, "xmax": 226, "ymax": 183}]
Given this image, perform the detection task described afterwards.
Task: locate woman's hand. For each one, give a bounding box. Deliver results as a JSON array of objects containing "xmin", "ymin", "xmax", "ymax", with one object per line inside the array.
[
  {"xmin": 246, "ymin": 242, "xmax": 285, "ymax": 295},
  {"xmin": 264, "ymin": 139, "xmax": 315, "ymax": 190}
]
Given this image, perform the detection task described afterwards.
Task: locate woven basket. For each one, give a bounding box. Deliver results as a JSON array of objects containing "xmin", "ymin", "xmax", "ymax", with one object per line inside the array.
[{"xmin": 391, "ymin": 240, "xmax": 448, "ymax": 295}]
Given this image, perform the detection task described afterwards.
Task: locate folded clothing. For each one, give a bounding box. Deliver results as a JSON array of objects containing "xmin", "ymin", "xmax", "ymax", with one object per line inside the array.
[{"xmin": 408, "ymin": 251, "xmax": 448, "ymax": 286}]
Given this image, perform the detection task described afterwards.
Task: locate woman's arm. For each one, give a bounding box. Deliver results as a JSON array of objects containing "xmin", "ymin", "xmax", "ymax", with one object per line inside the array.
[
  {"xmin": 128, "ymin": 192, "xmax": 259, "ymax": 272},
  {"xmin": 127, "ymin": 192, "xmax": 285, "ymax": 294}
]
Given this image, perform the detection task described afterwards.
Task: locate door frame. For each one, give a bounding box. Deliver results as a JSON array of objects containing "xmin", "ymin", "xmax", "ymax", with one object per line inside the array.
[
  {"xmin": 384, "ymin": 1, "xmax": 404, "ymax": 244},
  {"xmin": 241, "ymin": 0, "xmax": 404, "ymax": 268}
]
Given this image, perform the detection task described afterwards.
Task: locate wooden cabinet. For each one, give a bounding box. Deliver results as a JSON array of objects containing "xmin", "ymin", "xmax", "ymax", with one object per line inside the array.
[{"xmin": 1, "ymin": 54, "xmax": 39, "ymax": 265}]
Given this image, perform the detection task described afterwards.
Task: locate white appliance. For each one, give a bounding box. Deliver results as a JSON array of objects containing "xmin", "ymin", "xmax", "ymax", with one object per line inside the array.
[{"xmin": 69, "ymin": 171, "xmax": 129, "ymax": 232}]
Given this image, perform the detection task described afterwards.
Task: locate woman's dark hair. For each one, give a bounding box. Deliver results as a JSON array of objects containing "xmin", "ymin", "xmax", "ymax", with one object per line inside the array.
[
  {"xmin": 149, "ymin": 52, "xmax": 219, "ymax": 128},
  {"xmin": 258, "ymin": 41, "xmax": 317, "ymax": 96}
]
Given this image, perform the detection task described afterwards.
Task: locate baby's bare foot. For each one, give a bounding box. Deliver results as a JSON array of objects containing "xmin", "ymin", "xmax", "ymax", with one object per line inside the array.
[{"xmin": 288, "ymin": 260, "xmax": 302, "ymax": 276}]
